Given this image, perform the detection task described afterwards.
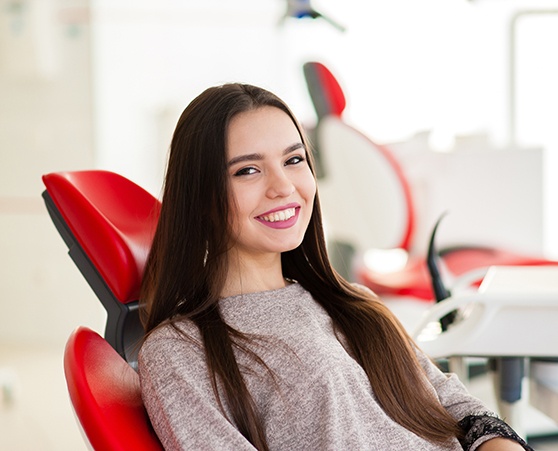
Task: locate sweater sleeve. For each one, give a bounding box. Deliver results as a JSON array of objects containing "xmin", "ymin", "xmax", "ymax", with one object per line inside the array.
[
  {"xmin": 458, "ymin": 414, "xmax": 533, "ymax": 451},
  {"xmin": 138, "ymin": 329, "xmax": 256, "ymax": 451},
  {"xmin": 416, "ymin": 351, "xmax": 532, "ymax": 451}
]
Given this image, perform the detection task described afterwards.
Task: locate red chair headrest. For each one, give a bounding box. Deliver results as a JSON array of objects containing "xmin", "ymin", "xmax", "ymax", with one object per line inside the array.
[
  {"xmin": 303, "ymin": 61, "xmax": 347, "ymax": 118},
  {"xmin": 42, "ymin": 171, "xmax": 160, "ymax": 304}
]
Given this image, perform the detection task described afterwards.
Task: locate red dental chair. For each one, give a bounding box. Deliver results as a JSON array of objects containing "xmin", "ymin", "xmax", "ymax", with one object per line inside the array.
[
  {"xmin": 64, "ymin": 326, "xmax": 163, "ymax": 450},
  {"xmin": 303, "ymin": 61, "xmax": 558, "ymax": 300},
  {"xmin": 42, "ymin": 170, "xmax": 160, "ymax": 364},
  {"xmin": 42, "ymin": 170, "xmax": 163, "ymax": 449}
]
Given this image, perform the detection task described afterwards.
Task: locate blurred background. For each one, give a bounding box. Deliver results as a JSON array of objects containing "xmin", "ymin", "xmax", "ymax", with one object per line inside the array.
[{"xmin": 1, "ymin": 0, "xmax": 558, "ymax": 449}]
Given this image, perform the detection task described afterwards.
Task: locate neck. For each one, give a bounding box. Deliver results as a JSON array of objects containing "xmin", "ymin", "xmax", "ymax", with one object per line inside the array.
[{"xmin": 221, "ymin": 252, "xmax": 287, "ymax": 298}]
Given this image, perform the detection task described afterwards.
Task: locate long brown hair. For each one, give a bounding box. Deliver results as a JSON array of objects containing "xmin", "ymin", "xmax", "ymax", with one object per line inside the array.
[{"xmin": 140, "ymin": 83, "xmax": 461, "ymax": 449}]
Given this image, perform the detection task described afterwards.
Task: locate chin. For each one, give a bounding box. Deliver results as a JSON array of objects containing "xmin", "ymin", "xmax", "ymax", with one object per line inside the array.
[{"xmin": 278, "ymin": 240, "xmax": 304, "ymax": 254}]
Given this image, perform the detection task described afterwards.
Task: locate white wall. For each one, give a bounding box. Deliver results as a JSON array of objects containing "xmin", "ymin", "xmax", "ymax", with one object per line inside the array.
[
  {"xmin": 513, "ymin": 11, "xmax": 558, "ymax": 258},
  {"xmin": 0, "ymin": 0, "xmax": 105, "ymax": 346},
  {"xmin": 91, "ymin": 0, "xmax": 287, "ymax": 195}
]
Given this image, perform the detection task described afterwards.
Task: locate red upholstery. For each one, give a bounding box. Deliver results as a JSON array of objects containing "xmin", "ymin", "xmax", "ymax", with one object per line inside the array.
[
  {"xmin": 303, "ymin": 62, "xmax": 346, "ymax": 118},
  {"xmin": 42, "ymin": 171, "xmax": 160, "ymax": 304},
  {"xmin": 441, "ymin": 247, "xmax": 557, "ymax": 275},
  {"xmin": 64, "ymin": 326, "xmax": 163, "ymax": 450},
  {"xmin": 358, "ymin": 247, "xmax": 558, "ymax": 300},
  {"xmin": 357, "ymin": 256, "xmax": 433, "ymax": 300}
]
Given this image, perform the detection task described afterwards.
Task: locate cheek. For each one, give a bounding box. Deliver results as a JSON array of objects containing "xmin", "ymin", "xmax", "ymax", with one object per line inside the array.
[
  {"xmin": 227, "ymin": 189, "xmax": 241, "ymax": 233},
  {"xmin": 228, "ymin": 185, "xmax": 255, "ymax": 231}
]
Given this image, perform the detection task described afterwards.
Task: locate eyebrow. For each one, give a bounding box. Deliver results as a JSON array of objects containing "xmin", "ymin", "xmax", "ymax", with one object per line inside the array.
[{"xmin": 227, "ymin": 142, "xmax": 305, "ymax": 167}]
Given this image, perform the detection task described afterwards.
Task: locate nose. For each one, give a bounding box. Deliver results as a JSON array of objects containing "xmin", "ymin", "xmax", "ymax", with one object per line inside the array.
[{"xmin": 266, "ymin": 168, "xmax": 295, "ymax": 198}]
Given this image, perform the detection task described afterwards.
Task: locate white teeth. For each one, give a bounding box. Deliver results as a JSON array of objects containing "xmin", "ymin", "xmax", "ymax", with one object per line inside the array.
[{"xmin": 260, "ymin": 208, "xmax": 295, "ymax": 223}]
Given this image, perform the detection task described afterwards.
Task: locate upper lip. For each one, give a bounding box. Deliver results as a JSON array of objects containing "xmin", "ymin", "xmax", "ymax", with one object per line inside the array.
[{"xmin": 257, "ymin": 202, "xmax": 300, "ymax": 217}]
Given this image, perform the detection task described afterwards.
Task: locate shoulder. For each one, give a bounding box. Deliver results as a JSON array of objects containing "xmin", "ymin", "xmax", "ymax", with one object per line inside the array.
[{"xmin": 139, "ymin": 318, "xmax": 204, "ymax": 366}]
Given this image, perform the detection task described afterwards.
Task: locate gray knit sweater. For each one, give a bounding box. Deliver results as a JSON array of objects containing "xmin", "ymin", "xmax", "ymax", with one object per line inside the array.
[{"xmin": 138, "ymin": 283, "xmax": 521, "ymax": 450}]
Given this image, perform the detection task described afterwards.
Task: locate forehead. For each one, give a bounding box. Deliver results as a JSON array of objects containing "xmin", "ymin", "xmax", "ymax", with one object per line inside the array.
[{"xmin": 226, "ymin": 106, "xmax": 301, "ymax": 156}]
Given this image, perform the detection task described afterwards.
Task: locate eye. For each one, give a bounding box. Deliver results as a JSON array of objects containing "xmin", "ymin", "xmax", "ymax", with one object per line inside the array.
[
  {"xmin": 285, "ymin": 155, "xmax": 305, "ymax": 166},
  {"xmin": 233, "ymin": 166, "xmax": 259, "ymax": 177}
]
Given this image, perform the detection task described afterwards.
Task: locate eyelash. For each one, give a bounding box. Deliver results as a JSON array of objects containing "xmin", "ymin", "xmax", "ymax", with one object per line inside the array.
[
  {"xmin": 234, "ymin": 167, "xmax": 258, "ymax": 177},
  {"xmin": 286, "ymin": 155, "xmax": 305, "ymax": 165},
  {"xmin": 233, "ymin": 155, "xmax": 306, "ymax": 177}
]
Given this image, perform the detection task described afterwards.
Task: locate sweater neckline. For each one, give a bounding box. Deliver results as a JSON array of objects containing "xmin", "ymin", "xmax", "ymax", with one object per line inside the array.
[{"xmin": 220, "ymin": 280, "xmax": 302, "ymax": 303}]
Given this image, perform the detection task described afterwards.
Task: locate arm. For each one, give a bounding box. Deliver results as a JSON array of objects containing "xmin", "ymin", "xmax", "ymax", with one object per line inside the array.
[
  {"xmin": 138, "ymin": 326, "xmax": 256, "ymax": 451},
  {"xmin": 416, "ymin": 351, "xmax": 533, "ymax": 451},
  {"xmin": 477, "ymin": 438, "xmax": 528, "ymax": 450},
  {"xmin": 457, "ymin": 414, "xmax": 533, "ymax": 451}
]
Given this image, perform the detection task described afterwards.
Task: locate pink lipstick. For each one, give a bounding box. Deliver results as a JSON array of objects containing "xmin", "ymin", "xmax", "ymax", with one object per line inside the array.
[{"xmin": 255, "ymin": 203, "xmax": 301, "ymax": 229}]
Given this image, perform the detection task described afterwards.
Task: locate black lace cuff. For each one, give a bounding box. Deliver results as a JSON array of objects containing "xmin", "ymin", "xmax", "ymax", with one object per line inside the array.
[{"xmin": 458, "ymin": 414, "xmax": 533, "ymax": 450}]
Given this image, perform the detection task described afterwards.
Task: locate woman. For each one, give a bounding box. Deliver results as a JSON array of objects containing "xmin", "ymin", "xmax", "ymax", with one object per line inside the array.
[{"xmin": 139, "ymin": 83, "xmax": 531, "ymax": 450}]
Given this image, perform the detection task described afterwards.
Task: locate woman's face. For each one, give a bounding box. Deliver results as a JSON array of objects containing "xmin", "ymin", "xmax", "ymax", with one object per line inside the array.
[{"xmin": 226, "ymin": 106, "xmax": 316, "ymax": 262}]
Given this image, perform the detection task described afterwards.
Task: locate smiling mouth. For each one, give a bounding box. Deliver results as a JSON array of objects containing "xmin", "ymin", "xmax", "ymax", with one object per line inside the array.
[{"xmin": 258, "ymin": 207, "xmax": 296, "ymax": 223}]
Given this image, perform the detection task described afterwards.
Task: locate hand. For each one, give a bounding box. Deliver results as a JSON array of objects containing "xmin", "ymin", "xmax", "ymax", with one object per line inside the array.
[{"xmin": 477, "ymin": 437, "xmax": 528, "ymax": 450}]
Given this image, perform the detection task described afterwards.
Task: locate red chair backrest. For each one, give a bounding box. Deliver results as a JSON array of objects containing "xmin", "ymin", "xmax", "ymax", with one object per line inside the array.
[
  {"xmin": 302, "ymin": 62, "xmax": 415, "ymax": 251},
  {"xmin": 64, "ymin": 326, "xmax": 163, "ymax": 450},
  {"xmin": 316, "ymin": 116, "xmax": 415, "ymax": 251}
]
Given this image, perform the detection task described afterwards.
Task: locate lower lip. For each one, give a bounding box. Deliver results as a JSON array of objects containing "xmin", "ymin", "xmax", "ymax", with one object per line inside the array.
[{"xmin": 256, "ymin": 208, "xmax": 300, "ymax": 229}]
